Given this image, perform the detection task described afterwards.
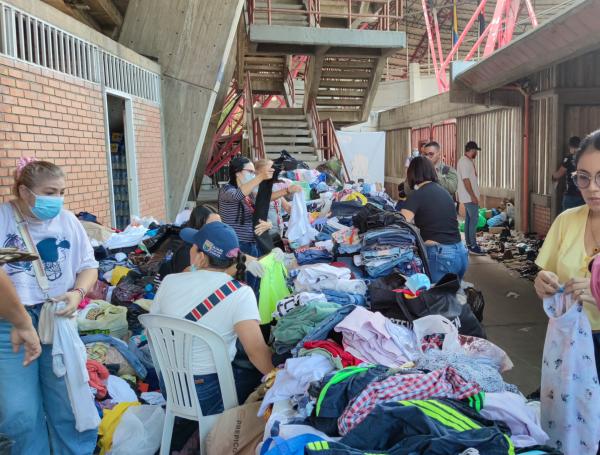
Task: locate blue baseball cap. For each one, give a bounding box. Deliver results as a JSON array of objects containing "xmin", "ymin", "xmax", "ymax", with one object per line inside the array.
[{"xmin": 180, "ymin": 222, "xmax": 240, "ymax": 260}]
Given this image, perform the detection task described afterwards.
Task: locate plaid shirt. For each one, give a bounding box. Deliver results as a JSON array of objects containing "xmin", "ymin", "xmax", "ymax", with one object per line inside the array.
[{"xmin": 338, "ymin": 366, "xmax": 481, "ymax": 435}]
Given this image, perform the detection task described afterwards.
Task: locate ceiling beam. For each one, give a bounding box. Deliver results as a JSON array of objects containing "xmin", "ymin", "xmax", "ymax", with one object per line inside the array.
[{"xmin": 90, "ymin": 0, "xmax": 124, "ymax": 27}]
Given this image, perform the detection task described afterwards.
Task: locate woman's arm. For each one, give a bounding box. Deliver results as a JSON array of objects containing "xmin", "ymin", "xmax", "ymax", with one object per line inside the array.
[
  {"xmin": 270, "ymin": 184, "xmax": 302, "ymax": 201},
  {"xmin": 0, "ymin": 269, "xmax": 41, "ymax": 366},
  {"xmin": 235, "ymin": 320, "xmax": 274, "ymax": 375}
]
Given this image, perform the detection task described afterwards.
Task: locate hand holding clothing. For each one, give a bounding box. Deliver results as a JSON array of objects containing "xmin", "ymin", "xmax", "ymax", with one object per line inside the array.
[
  {"xmin": 255, "ymin": 219, "xmax": 273, "ymax": 236},
  {"xmin": 564, "ymin": 277, "xmax": 593, "ymax": 304},
  {"xmin": 54, "ymin": 291, "xmax": 81, "ymax": 318},
  {"xmin": 534, "ymin": 270, "xmax": 560, "ymax": 299}
]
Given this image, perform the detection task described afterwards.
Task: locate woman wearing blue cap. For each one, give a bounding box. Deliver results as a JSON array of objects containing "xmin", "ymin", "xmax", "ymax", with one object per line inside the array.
[{"xmin": 151, "ymin": 221, "xmax": 274, "ymax": 413}]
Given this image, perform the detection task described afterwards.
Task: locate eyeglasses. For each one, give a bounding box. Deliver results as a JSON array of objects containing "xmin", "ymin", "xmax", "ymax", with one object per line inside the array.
[{"xmin": 573, "ymin": 171, "xmax": 600, "ymax": 189}]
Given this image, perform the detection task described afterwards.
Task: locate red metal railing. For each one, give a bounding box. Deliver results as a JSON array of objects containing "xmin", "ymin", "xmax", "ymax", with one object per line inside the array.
[
  {"xmin": 205, "ymin": 86, "xmax": 245, "ymax": 176},
  {"xmin": 244, "ymin": 73, "xmax": 266, "ymax": 160},
  {"xmin": 308, "ymin": 98, "xmax": 322, "ymax": 151},
  {"xmin": 247, "ymin": 0, "xmax": 402, "ymax": 31},
  {"xmin": 320, "ymin": 118, "xmax": 350, "ymax": 182},
  {"xmin": 309, "ymin": 99, "xmax": 350, "ymax": 182},
  {"xmin": 284, "ymin": 69, "xmax": 296, "ymax": 107}
]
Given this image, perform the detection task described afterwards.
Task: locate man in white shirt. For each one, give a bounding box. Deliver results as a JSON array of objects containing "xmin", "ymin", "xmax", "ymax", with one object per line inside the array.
[{"xmin": 457, "ymin": 141, "xmax": 485, "ymax": 255}]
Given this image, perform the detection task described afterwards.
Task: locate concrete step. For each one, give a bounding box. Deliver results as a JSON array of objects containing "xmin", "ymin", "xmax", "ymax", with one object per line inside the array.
[
  {"xmin": 254, "ymin": 17, "xmax": 309, "ymax": 26},
  {"xmin": 265, "ymin": 144, "xmax": 315, "ymax": 153},
  {"xmin": 263, "ymin": 128, "xmax": 311, "ymax": 136},
  {"xmin": 317, "ymin": 98, "xmax": 365, "ymax": 106},
  {"xmin": 259, "ymin": 114, "xmax": 306, "ymax": 121},
  {"xmin": 323, "ymin": 59, "xmax": 376, "ymax": 69},
  {"xmin": 264, "ymin": 136, "xmax": 313, "ymax": 144},
  {"xmin": 245, "ymin": 55, "xmax": 286, "ymax": 64},
  {"xmin": 256, "ymin": 2, "xmax": 305, "ymax": 10},
  {"xmin": 319, "ymin": 79, "xmax": 369, "ymax": 88},
  {"xmin": 321, "ymin": 68, "xmax": 373, "ymax": 78},
  {"xmin": 318, "ymin": 88, "xmax": 366, "ymax": 97},
  {"xmin": 255, "ymin": 107, "xmax": 304, "ymax": 115},
  {"xmin": 261, "ymin": 120, "xmax": 309, "ymax": 128}
]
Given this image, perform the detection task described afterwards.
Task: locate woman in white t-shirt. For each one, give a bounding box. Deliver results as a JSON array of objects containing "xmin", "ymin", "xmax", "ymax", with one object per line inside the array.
[
  {"xmin": 151, "ymin": 221, "xmax": 274, "ymax": 415},
  {"xmin": 0, "ymin": 158, "xmax": 99, "ymax": 455}
]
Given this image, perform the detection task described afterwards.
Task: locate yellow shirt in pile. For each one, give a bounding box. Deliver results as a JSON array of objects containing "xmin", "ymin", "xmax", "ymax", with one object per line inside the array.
[{"xmin": 536, "ymin": 204, "xmax": 600, "ymax": 330}]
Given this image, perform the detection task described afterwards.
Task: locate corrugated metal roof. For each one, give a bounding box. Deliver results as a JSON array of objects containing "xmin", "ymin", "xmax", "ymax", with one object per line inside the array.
[{"xmin": 456, "ymin": 0, "xmax": 600, "ymax": 92}]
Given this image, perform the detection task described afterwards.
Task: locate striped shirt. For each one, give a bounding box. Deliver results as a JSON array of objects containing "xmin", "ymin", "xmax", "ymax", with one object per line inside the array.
[{"xmin": 218, "ymin": 184, "xmax": 255, "ymax": 242}]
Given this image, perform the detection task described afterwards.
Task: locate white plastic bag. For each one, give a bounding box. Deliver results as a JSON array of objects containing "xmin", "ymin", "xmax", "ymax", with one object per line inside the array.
[
  {"xmin": 412, "ymin": 315, "xmax": 463, "ymax": 353},
  {"xmin": 108, "ymin": 405, "xmax": 165, "ymax": 455}
]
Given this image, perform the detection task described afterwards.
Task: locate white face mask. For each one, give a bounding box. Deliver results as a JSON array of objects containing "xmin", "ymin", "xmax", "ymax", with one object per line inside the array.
[{"xmin": 241, "ymin": 172, "xmax": 256, "ymax": 184}]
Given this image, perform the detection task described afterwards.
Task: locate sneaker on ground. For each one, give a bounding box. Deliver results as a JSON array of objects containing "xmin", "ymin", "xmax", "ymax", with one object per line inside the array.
[{"xmin": 469, "ymin": 246, "xmax": 486, "ymax": 256}]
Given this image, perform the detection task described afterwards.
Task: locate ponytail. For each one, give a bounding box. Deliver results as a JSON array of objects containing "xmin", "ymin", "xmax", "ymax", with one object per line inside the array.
[{"xmin": 235, "ymin": 252, "xmax": 247, "ymax": 282}]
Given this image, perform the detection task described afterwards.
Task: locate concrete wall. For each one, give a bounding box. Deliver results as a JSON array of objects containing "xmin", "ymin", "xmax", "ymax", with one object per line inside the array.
[
  {"xmin": 120, "ymin": 0, "xmax": 244, "ymax": 219},
  {"xmin": 372, "ymin": 80, "xmax": 410, "ymax": 112},
  {"xmin": 0, "ymin": 55, "xmax": 112, "ymax": 222}
]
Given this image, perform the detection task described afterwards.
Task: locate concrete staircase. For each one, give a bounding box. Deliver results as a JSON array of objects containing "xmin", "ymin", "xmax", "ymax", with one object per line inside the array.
[
  {"xmin": 315, "ymin": 56, "xmax": 379, "ymax": 125},
  {"xmin": 255, "ymin": 107, "xmax": 320, "ymax": 167},
  {"xmin": 245, "ymin": 54, "xmax": 287, "ymax": 95},
  {"xmin": 253, "ymin": 0, "xmax": 309, "ymax": 27}
]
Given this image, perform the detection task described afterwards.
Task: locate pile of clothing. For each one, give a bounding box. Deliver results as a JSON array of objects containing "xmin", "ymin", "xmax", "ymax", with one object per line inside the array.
[
  {"xmin": 74, "ymin": 213, "xmax": 185, "ymax": 453},
  {"xmin": 259, "ymin": 268, "xmax": 554, "ymax": 454},
  {"xmin": 360, "ymin": 226, "xmax": 424, "ymax": 278},
  {"xmin": 233, "ymin": 171, "xmax": 561, "ymax": 455}
]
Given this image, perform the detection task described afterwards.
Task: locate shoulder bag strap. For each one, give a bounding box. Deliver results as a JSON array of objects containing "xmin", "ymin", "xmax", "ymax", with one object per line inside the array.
[
  {"xmin": 9, "ymin": 201, "xmax": 50, "ymax": 299},
  {"xmin": 183, "ymin": 279, "xmax": 244, "ymax": 322}
]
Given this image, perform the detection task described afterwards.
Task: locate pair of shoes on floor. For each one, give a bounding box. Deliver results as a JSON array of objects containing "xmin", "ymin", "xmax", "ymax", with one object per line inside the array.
[{"xmin": 468, "ymin": 245, "xmax": 486, "ymax": 256}]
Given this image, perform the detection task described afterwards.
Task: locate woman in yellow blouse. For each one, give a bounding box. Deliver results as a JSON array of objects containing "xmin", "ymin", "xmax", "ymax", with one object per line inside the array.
[{"xmin": 535, "ymin": 129, "xmax": 600, "ymax": 376}]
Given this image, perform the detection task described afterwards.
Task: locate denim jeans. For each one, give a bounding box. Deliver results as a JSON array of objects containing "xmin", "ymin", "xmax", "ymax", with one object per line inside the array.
[
  {"xmin": 193, "ymin": 363, "xmax": 262, "ymax": 416},
  {"xmin": 562, "ymin": 194, "xmax": 585, "ymax": 212},
  {"xmin": 0, "ymin": 304, "xmax": 98, "ymax": 455},
  {"xmin": 426, "ymin": 242, "xmax": 469, "ymax": 284},
  {"xmin": 464, "ymin": 202, "xmax": 479, "ymax": 248},
  {"xmin": 239, "ymin": 241, "xmax": 260, "ymax": 295}
]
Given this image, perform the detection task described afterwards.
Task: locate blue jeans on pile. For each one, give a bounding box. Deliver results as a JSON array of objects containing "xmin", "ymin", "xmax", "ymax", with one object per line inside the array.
[
  {"xmin": 296, "ymin": 248, "xmax": 333, "ymax": 265},
  {"xmin": 363, "ymin": 248, "xmax": 417, "ymax": 278},
  {"xmin": 426, "ymin": 242, "xmax": 469, "ymax": 284},
  {"xmin": 363, "ymin": 228, "xmax": 415, "ymax": 247},
  {"xmin": 239, "ymin": 241, "xmax": 260, "ymax": 295},
  {"xmin": 464, "ymin": 202, "xmax": 479, "ymax": 248},
  {"xmin": 0, "ymin": 304, "xmax": 98, "ymax": 455},
  {"xmin": 292, "ymin": 305, "xmax": 357, "ymax": 356},
  {"xmin": 322, "ymin": 290, "xmax": 366, "ymax": 307}
]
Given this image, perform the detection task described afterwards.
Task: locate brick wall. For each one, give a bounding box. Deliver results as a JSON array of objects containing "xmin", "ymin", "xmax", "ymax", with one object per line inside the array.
[
  {"xmin": 533, "ymin": 203, "xmax": 552, "ymax": 236},
  {"xmin": 132, "ymin": 100, "xmax": 166, "ymax": 221},
  {"xmin": 0, "ymin": 56, "xmax": 111, "ymax": 223}
]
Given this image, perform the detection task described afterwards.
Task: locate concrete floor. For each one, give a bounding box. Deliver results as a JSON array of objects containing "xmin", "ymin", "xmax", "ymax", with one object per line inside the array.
[{"xmin": 465, "ymin": 255, "xmax": 547, "ymax": 395}]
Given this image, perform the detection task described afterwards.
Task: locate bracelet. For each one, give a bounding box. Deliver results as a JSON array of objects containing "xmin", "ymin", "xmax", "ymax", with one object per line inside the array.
[{"xmin": 70, "ymin": 287, "xmax": 86, "ymax": 301}]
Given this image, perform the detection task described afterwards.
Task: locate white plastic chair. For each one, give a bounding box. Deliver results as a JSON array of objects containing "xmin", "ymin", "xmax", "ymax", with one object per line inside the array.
[{"xmin": 139, "ymin": 314, "xmax": 239, "ymax": 455}]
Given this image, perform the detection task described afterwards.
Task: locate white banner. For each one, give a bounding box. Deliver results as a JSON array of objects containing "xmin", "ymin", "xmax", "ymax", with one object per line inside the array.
[{"xmin": 335, "ymin": 131, "xmax": 386, "ymax": 184}]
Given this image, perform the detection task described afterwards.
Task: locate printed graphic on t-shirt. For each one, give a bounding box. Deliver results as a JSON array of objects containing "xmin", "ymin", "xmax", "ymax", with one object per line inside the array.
[{"xmin": 3, "ymin": 233, "xmax": 71, "ymax": 281}]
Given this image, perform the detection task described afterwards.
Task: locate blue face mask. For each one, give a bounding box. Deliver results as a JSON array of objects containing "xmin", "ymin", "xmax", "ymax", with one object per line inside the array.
[{"xmin": 28, "ymin": 190, "xmax": 64, "ymax": 220}]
